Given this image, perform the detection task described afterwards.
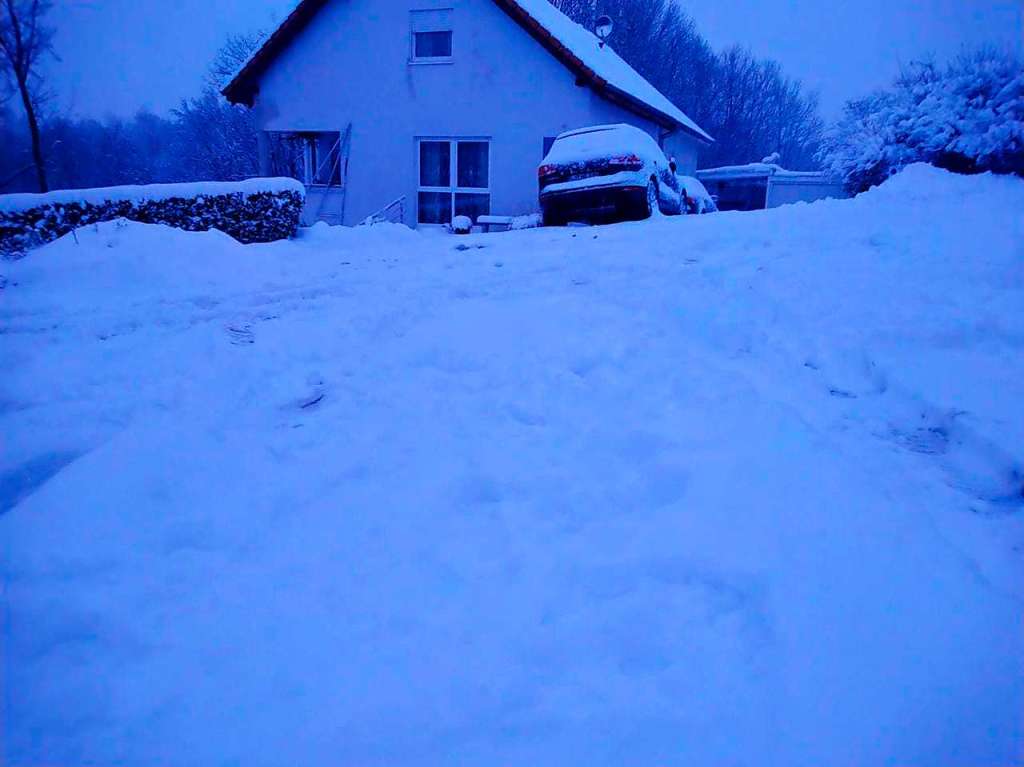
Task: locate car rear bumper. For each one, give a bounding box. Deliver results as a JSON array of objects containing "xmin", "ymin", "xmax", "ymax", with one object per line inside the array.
[{"xmin": 540, "ymin": 184, "xmax": 647, "ymax": 224}]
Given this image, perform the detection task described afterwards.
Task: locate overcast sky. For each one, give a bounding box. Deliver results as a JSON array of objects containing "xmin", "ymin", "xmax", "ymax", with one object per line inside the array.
[{"xmin": 48, "ymin": 0, "xmax": 1022, "ymax": 120}]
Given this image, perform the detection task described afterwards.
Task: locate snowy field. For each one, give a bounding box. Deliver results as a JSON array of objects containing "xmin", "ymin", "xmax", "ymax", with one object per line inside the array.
[{"xmin": 2, "ymin": 165, "xmax": 1022, "ymax": 765}]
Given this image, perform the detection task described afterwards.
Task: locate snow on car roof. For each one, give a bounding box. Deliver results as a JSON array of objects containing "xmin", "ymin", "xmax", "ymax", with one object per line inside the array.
[{"xmin": 544, "ymin": 123, "xmax": 664, "ymax": 164}]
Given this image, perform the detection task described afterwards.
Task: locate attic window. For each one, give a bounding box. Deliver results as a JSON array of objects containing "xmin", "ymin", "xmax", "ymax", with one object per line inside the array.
[{"xmin": 410, "ymin": 9, "xmax": 453, "ymax": 62}]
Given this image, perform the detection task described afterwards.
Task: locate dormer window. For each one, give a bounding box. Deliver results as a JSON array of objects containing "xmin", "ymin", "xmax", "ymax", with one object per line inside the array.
[{"xmin": 410, "ymin": 9, "xmax": 453, "ymax": 63}]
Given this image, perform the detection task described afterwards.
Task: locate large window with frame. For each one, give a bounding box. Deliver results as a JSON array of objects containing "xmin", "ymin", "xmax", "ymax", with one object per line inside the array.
[
  {"xmin": 263, "ymin": 131, "xmax": 342, "ymax": 187},
  {"xmin": 418, "ymin": 139, "xmax": 490, "ymax": 225}
]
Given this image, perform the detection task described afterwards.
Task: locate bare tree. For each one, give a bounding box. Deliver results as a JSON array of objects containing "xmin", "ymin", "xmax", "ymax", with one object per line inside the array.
[
  {"xmin": 205, "ymin": 31, "xmax": 263, "ymax": 92},
  {"xmin": 0, "ymin": 0, "xmax": 53, "ymax": 192},
  {"xmin": 172, "ymin": 33, "xmax": 264, "ymax": 182}
]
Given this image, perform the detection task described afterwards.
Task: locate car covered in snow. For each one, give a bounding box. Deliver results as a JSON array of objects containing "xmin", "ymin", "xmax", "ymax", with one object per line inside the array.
[
  {"xmin": 677, "ymin": 174, "xmax": 718, "ymax": 214},
  {"xmin": 538, "ymin": 124, "xmax": 682, "ymax": 225}
]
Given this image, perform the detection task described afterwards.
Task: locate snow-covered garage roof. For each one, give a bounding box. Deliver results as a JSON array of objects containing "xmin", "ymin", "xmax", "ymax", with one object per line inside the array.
[
  {"xmin": 222, "ymin": 0, "xmax": 713, "ymax": 144},
  {"xmin": 697, "ymin": 163, "xmax": 835, "ymax": 182}
]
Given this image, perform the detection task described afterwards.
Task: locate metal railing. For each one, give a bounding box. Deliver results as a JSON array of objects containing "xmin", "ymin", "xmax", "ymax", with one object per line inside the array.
[{"xmin": 360, "ymin": 196, "xmax": 406, "ymax": 226}]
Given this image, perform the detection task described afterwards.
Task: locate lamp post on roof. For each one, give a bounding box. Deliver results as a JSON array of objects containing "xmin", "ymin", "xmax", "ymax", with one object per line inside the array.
[{"xmin": 595, "ymin": 15, "xmax": 613, "ymax": 48}]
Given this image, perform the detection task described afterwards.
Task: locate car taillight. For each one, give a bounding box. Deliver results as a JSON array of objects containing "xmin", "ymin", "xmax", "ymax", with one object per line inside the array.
[
  {"xmin": 609, "ymin": 153, "xmax": 643, "ymax": 170},
  {"xmin": 538, "ymin": 164, "xmax": 558, "ymax": 180}
]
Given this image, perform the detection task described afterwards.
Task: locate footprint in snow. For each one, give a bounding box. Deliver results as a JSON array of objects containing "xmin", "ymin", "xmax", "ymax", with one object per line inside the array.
[
  {"xmin": 895, "ymin": 425, "xmax": 949, "ymax": 456},
  {"xmin": 287, "ymin": 374, "xmax": 328, "ymax": 411},
  {"xmin": 297, "ymin": 390, "xmax": 326, "ymax": 410},
  {"xmin": 226, "ymin": 324, "xmax": 254, "ymax": 345},
  {"xmin": 892, "ymin": 410, "xmax": 1023, "ymax": 515}
]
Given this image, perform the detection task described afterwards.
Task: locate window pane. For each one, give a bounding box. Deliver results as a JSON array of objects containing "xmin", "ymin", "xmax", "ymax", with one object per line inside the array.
[
  {"xmin": 543, "ymin": 136, "xmax": 557, "ymax": 158},
  {"xmin": 419, "ymin": 141, "xmax": 450, "ymax": 187},
  {"xmin": 457, "ymin": 142, "xmax": 488, "ymax": 189},
  {"xmin": 454, "ymin": 193, "xmax": 490, "ymax": 222},
  {"xmin": 311, "ymin": 133, "xmax": 341, "ymax": 185},
  {"xmin": 419, "ymin": 192, "xmax": 452, "ymax": 224},
  {"xmin": 414, "ymin": 31, "xmax": 452, "ymax": 58}
]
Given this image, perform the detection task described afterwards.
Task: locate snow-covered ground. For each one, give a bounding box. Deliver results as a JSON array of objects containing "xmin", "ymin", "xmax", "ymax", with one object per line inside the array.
[{"xmin": 2, "ymin": 165, "xmax": 1022, "ymax": 765}]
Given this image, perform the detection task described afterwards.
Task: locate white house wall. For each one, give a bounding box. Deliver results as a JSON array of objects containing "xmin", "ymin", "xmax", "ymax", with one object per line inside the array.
[
  {"xmin": 251, "ymin": 0, "xmax": 702, "ymax": 225},
  {"xmin": 661, "ymin": 132, "xmax": 699, "ymax": 177}
]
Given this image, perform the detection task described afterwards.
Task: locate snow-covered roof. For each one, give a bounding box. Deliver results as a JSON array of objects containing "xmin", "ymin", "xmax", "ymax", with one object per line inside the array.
[
  {"xmin": 696, "ymin": 163, "xmax": 834, "ymax": 182},
  {"xmin": 220, "ymin": 0, "xmax": 309, "ymax": 98},
  {"xmin": 501, "ymin": 0, "xmax": 711, "ymax": 141},
  {"xmin": 222, "ymin": 0, "xmax": 712, "ymax": 143}
]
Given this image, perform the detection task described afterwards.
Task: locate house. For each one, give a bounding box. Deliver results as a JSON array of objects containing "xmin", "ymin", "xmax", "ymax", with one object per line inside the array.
[
  {"xmin": 696, "ymin": 163, "xmax": 847, "ymax": 212},
  {"xmin": 222, "ymin": 0, "xmax": 712, "ymax": 227}
]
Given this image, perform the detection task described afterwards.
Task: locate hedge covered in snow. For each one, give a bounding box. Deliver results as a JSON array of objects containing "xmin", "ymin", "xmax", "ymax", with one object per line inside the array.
[
  {"xmin": 0, "ymin": 178, "xmax": 305, "ymax": 256},
  {"xmin": 821, "ymin": 49, "xmax": 1024, "ymax": 193}
]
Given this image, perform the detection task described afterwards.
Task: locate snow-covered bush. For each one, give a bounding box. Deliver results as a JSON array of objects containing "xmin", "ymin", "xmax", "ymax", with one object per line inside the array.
[
  {"xmin": 821, "ymin": 48, "xmax": 1024, "ymax": 193},
  {"xmin": 0, "ymin": 178, "xmax": 305, "ymax": 257}
]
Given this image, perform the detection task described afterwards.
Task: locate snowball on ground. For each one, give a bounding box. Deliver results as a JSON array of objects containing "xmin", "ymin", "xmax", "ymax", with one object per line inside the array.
[{"xmin": 1, "ymin": 164, "xmax": 1022, "ymax": 766}]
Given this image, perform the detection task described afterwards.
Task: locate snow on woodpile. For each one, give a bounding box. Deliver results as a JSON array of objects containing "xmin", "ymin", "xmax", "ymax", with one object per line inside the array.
[
  {"xmin": 0, "ymin": 177, "xmax": 305, "ymax": 214},
  {"xmin": 0, "ymin": 178, "xmax": 306, "ymax": 256}
]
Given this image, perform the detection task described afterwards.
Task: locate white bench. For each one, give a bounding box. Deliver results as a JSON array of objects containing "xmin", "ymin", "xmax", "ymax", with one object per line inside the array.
[{"xmin": 476, "ymin": 215, "xmax": 515, "ymax": 233}]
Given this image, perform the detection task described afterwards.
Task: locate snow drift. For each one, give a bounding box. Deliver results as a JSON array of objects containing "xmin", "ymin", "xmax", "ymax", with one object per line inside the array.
[{"xmin": 1, "ymin": 165, "xmax": 1022, "ymax": 766}]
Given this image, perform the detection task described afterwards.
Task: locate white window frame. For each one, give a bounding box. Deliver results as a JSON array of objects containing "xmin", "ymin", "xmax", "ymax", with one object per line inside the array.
[
  {"xmin": 416, "ymin": 138, "xmax": 491, "ymax": 226},
  {"xmin": 410, "ymin": 9, "xmax": 454, "ymax": 64}
]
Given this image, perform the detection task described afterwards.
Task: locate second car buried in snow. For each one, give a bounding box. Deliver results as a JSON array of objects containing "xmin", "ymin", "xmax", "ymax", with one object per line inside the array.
[{"xmin": 538, "ymin": 124, "xmax": 683, "ymax": 226}]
